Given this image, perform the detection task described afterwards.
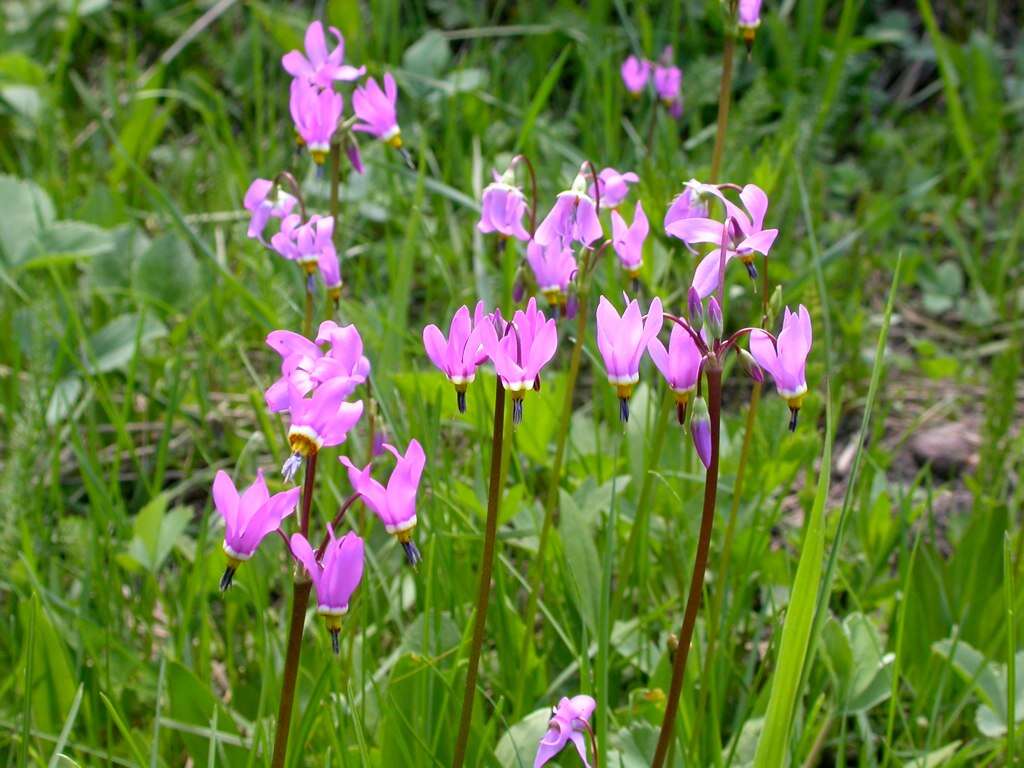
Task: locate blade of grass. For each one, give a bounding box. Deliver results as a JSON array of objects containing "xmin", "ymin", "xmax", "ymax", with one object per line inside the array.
[
  {"xmin": 99, "ymin": 692, "xmax": 150, "ymax": 767},
  {"xmin": 47, "ymin": 683, "xmax": 84, "ymax": 768}
]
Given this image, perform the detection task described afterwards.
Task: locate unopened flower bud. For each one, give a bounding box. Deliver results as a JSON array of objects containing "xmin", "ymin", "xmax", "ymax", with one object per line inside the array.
[
  {"xmin": 498, "ymin": 164, "xmax": 517, "ymax": 187},
  {"xmin": 707, "ymin": 296, "xmax": 723, "ymax": 340},
  {"xmin": 570, "ymin": 166, "xmax": 590, "ymax": 196},
  {"xmin": 739, "ymin": 349, "xmax": 764, "ymax": 382},
  {"xmin": 690, "ymin": 396, "xmax": 711, "ymax": 469},
  {"xmin": 687, "ymin": 286, "xmax": 703, "ymax": 331},
  {"xmin": 768, "ymin": 285, "xmax": 783, "ymax": 322}
]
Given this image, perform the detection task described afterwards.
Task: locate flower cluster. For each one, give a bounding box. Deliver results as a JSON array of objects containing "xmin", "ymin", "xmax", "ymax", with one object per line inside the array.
[
  {"xmin": 241, "ymin": 21, "xmax": 406, "ymax": 301},
  {"xmin": 621, "ymin": 46, "xmax": 683, "ymax": 118}
]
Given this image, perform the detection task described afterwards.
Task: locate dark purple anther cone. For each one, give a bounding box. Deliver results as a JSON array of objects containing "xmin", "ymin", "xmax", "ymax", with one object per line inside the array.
[
  {"xmin": 789, "ymin": 408, "xmax": 799, "ymax": 432},
  {"xmin": 632, "ymin": 276, "xmax": 640, "ymax": 295},
  {"xmin": 512, "ymin": 398, "xmax": 524, "ymax": 425},
  {"xmin": 219, "ymin": 566, "xmax": 236, "ymax": 592},
  {"xmin": 457, "ymin": 390, "xmax": 467, "ymax": 414},
  {"xmin": 745, "ymin": 261, "xmax": 758, "ymax": 280},
  {"xmin": 330, "ymin": 628, "xmax": 340, "ymax": 655},
  {"xmin": 619, "ymin": 397, "xmax": 630, "ymax": 423},
  {"xmin": 676, "ymin": 401, "xmax": 687, "ymax": 425},
  {"xmin": 402, "ymin": 540, "xmax": 422, "ymax": 567}
]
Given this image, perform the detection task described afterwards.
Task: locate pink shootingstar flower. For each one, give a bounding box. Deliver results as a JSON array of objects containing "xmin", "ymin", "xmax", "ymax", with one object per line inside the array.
[
  {"xmin": 620, "ymin": 55, "xmax": 650, "ymax": 95},
  {"xmin": 478, "ymin": 167, "xmax": 531, "ymax": 241},
  {"xmin": 595, "ymin": 295, "xmax": 664, "ymax": 421},
  {"xmin": 422, "ymin": 302, "xmax": 489, "ymax": 413},
  {"xmin": 353, "ymin": 73, "xmax": 401, "ymax": 148},
  {"xmin": 244, "ymin": 179, "xmax": 296, "ymax": 242},
  {"xmin": 264, "ymin": 322, "xmax": 369, "ymax": 412},
  {"xmin": 282, "ymin": 21, "xmax": 365, "ymax": 87},
  {"xmin": 339, "ymin": 438, "xmax": 425, "ymax": 566},
  {"xmin": 534, "ymin": 695, "xmax": 597, "ymax": 768},
  {"xmin": 690, "ymin": 396, "xmax": 712, "ymax": 468},
  {"xmin": 749, "ymin": 304, "xmax": 812, "ymax": 430},
  {"xmin": 213, "ymin": 470, "xmax": 300, "ymax": 590},
  {"xmin": 526, "ymin": 239, "xmax": 576, "ymax": 311},
  {"xmin": 665, "ymin": 181, "xmax": 779, "ymax": 298},
  {"xmin": 290, "ymin": 528, "xmax": 364, "ymax": 653},
  {"xmin": 653, "ymin": 50, "xmax": 682, "ymax": 115},
  {"xmin": 590, "ymin": 168, "xmax": 639, "ymax": 209},
  {"xmin": 610, "ymin": 200, "xmax": 649, "ymax": 279},
  {"xmin": 281, "ymin": 378, "xmax": 364, "ymax": 482},
  {"xmin": 479, "ymin": 298, "xmax": 559, "ymax": 424},
  {"xmin": 271, "ymin": 214, "xmax": 336, "ymax": 275},
  {"xmin": 739, "ymin": 0, "xmax": 764, "ymax": 46},
  {"xmin": 648, "ymin": 320, "xmax": 703, "ymax": 424},
  {"xmin": 664, "ymin": 185, "xmax": 709, "ymax": 233},
  {"xmin": 318, "ymin": 247, "xmax": 342, "ymax": 301},
  {"xmin": 289, "ymin": 79, "xmax": 343, "ymax": 163},
  {"xmin": 534, "ymin": 167, "xmax": 603, "ymax": 249}
]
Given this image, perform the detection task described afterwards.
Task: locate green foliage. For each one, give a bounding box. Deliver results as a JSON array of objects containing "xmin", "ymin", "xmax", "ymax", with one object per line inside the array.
[{"xmin": 0, "ymin": 1, "xmax": 1021, "ymax": 767}]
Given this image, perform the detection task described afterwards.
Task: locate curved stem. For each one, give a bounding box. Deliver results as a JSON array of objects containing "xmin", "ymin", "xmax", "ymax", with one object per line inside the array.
[
  {"xmin": 273, "ymin": 171, "xmax": 308, "ymax": 221},
  {"xmin": 452, "ymin": 380, "xmax": 507, "ymax": 768},
  {"xmin": 585, "ymin": 160, "xmax": 601, "ymax": 214},
  {"xmin": 516, "ymin": 288, "xmax": 589, "ymax": 708},
  {"xmin": 316, "ymin": 492, "xmax": 362, "ymax": 558},
  {"xmin": 270, "ymin": 452, "xmax": 318, "ymax": 768},
  {"xmin": 512, "ymin": 154, "xmax": 539, "ymax": 237},
  {"xmin": 586, "ymin": 722, "xmax": 601, "ymax": 768},
  {"xmin": 651, "ymin": 364, "xmax": 722, "ymax": 768}
]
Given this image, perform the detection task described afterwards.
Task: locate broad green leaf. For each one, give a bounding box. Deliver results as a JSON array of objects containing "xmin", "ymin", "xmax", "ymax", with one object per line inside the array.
[
  {"xmin": 19, "ymin": 598, "xmax": 77, "ymax": 734},
  {"xmin": 18, "ymin": 220, "xmax": 116, "ymax": 269},
  {"xmin": 494, "ymin": 708, "xmax": 550, "ymax": 768},
  {"xmin": 402, "ymin": 30, "xmax": 451, "ymax": 78},
  {"xmin": 89, "ymin": 225, "xmax": 149, "ymax": 293},
  {"xmin": 122, "ymin": 494, "xmax": 191, "ymax": 574},
  {"xmin": 85, "ymin": 312, "xmax": 167, "ymax": 374},
  {"xmin": 166, "ymin": 661, "xmax": 248, "ymax": 766},
  {"xmin": 131, "ymin": 233, "xmax": 200, "ymax": 312},
  {"xmin": 0, "ymin": 174, "xmax": 55, "ymax": 264},
  {"xmin": 46, "ymin": 376, "xmax": 83, "ymax": 426},
  {"xmin": 559, "ymin": 489, "xmax": 600, "ymax": 634}
]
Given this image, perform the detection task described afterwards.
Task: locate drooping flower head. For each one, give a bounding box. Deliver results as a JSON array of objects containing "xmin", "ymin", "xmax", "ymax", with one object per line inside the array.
[
  {"xmin": 620, "ymin": 55, "xmax": 650, "ymax": 95},
  {"xmin": 526, "ymin": 239, "xmax": 577, "ymax": 311},
  {"xmin": 289, "ymin": 79, "xmax": 343, "ymax": 163},
  {"xmin": 534, "ymin": 166, "xmax": 603, "ymax": 250},
  {"xmin": 479, "ymin": 298, "xmax": 559, "ymax": 424},
  {"xmin": 665, "ymin": 180, "xmax": 778, "ymax": 298},
  {"xmin": 749, "ymin": 305, "xmax": 812, "ymax": 430},
  {"xmin": 244, "ymin": 179, "xmax": 297, "ymax": 243},
  {"xmin": 265, "ymin": 322, "xmax": 370, "ymax": 412},
  {"xmin": 282, "ymin": 21, "xmax": 365, "ymax": 87},
  {"xmin": 271, "ymin": 214, "xmax": 336, "ymax": 275},
  {"xmin": 340, "ymin": 439, "xmax": 426, "ymax": 566},
  {"xmin": 664, "ymin": 185, "xmax": 709, "ymax": 233},
  {"xmin": 590, "ymin": 167, "xmax": 639, "ymax": 209},
  {"xmin": 738, "ymin": 0, "xmax": 764, "ymax": 46},
  {"xmin": 281, "ymin": 379, "xmax": 364, "ymax": 482},
  {"xmin": 595, "ymin": 295, "xmax": 664, "ymax": 421},
  {"xmin": 318, "ymin": 246, "xmax": 342, "ymax": 301},
  {"xmin": 648, "ymin": 320, "xmax": 704, "ymax": 424},
  {"xmin": 478, "ymin": 166, "xmax": 531, "ymax": 242},
  {"xmin": 290, "ymin": 528, "xmax": 364, "ymax": 653},
  {"xmin": 422, "ymin": 302, "xmax": 490, "ymax": 413},
  {"xmin": 213, "ymin": 470, "xmax": 300, "ymax": 590},
  {"xmin": 610, "ymin": 201, "xmax": 649, "ymax": 279},
  {"xmin": 534, "ymin": 695, "xmax": 597, "ymax": 768},
  {"xmin": 653, "ymin": 47, "xmax": 682, "ymax": 116},
  {"xmin": 353, "ymin": 73, "xmax": 401, "ymax": 148}
]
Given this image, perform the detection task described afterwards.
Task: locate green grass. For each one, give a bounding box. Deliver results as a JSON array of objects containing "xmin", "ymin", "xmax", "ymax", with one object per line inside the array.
[{"xmin": 1, "ymin": 1, "xmax": 1022, "ymax": 766}]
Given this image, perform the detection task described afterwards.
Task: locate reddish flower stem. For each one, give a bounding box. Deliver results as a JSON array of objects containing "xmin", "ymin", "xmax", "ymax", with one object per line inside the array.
[
  {"xmin": 270, "ymin": 452, "xmax": 318, "ymax": 768},
  {"xmin": 452, "ymin": 379, "xmax": 507, "ymax": 768},
  {"xmin": 650, "ymin": 363, "xmax": 722, "ymax": 768}
]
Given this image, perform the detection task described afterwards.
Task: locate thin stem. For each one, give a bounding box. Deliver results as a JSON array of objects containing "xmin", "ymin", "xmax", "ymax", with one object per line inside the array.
[
  {"xmin": 316, "ymin": 492, "xmax": 362, "ymax": 558},
  {"xmin": 511, "ymin": 154, "xmax": 538, "ymax": 236},
  {"xmin": 365, "ymin": 377, "xmax": 376, "ymax": 465},
  {"xmin": 270, "ymin": 452, "xmax": 318, "ymax": 768},
  {"xmin": 651, "ymin": 364, "xmax": 722, "ymax": 768},
  {"xmin": 452, "ymin": 380, "xmax": 507, "ymax": 768},
  {"xmin": 709, "ymin": 29, "xmax": 736, "ymax": 183},
  {"xmin": 644, "ymin": 102, "xmax": 659, "ymax": 155},
  {"xmin": 303, "ymin": 277, "xmax": 314, "ymax": 338},
  {"xmin": 516, "ymin": 289, "xmax": 590, "ymax": 700},
  {"xmin": 329, "ymin": 140, "xmax": 341, "ymax": 230},
  {"xmin": 586, "ymin": 723, "xmax": 601, "ymax": 768},
  {"xmin": 585, "ymin": 160, "xmax": 601, "ymax": 214}
]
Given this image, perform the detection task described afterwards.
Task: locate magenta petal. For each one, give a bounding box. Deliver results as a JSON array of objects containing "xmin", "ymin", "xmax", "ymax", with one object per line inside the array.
[{"xmin": 289, "ymin": 533, "xmax": 321, "ymax": 591}]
